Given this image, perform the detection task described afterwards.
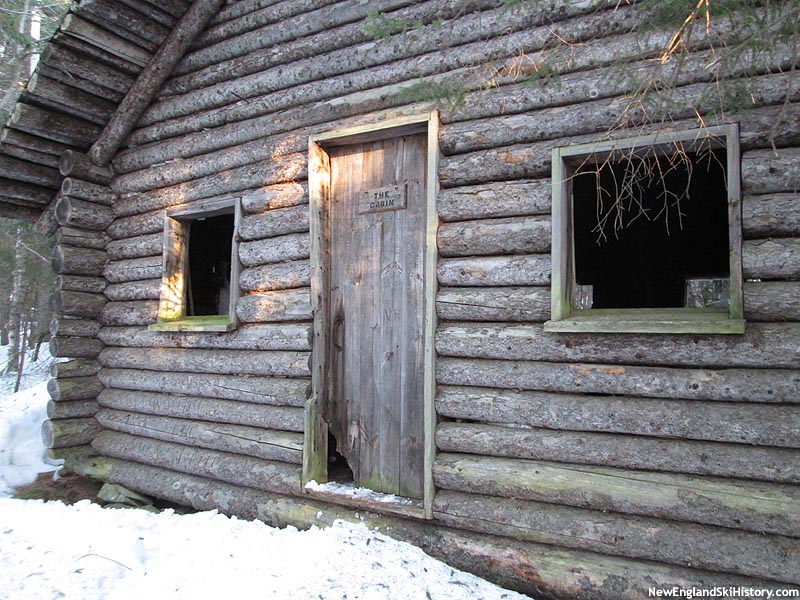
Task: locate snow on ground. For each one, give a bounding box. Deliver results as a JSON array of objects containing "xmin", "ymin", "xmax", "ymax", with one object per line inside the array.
[{"xmin": 0, "ymin": 348, "xmax": 532, "ymax": 599}]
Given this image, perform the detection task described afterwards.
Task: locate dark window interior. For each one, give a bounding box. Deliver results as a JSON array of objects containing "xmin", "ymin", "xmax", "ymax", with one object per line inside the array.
[
  {"xmin": 572, "ymin": 148, "xmax": 729, "ymax": 309},
  {"xmin": 186, "ymin": 213, "xmax": 234, "ymax": 316}
]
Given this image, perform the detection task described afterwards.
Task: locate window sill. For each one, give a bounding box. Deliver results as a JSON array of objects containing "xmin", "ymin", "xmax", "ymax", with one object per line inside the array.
[
  {"xmin": 304, "ymin": 481, "xmax": 429, "ymax": 520},
  {"xmin": 148, "ymin": 316, "xmax": 236, "ymax": 332},
  {"xmin": 544, "ymin": 308, "xmax": 745, "ymax": 334}
]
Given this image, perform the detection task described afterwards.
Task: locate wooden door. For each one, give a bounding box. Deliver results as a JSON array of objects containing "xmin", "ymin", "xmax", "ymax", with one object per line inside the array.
[{"xmin": 327, "ymin": 132, "xmax": 427, "ymax": 499}]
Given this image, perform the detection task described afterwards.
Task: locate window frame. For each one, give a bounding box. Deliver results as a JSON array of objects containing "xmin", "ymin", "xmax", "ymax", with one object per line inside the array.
[
  {"xmin": 545, "ymin": 124, "xmax": 744, "ymax": 335},
  {"xmin": 149, "ymin": 197, "xmax": 241, "ymax": 333}
]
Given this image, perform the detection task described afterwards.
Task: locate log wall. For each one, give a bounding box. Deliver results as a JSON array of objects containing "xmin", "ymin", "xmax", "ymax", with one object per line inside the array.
[{"xmin": 79, "ymin": 1, "xmax": 800, "ymax": 597}]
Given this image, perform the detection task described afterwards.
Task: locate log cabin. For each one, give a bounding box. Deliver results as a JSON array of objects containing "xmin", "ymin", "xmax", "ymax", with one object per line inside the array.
[{"xmin": 1, "ymin": 0, "xmax": 799, "ymax": 597}]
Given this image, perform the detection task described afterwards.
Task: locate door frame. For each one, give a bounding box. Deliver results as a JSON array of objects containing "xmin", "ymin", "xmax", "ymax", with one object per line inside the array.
[{"xmin": 304, "ymin": 111, "xmax": 439, "ymax": 518}]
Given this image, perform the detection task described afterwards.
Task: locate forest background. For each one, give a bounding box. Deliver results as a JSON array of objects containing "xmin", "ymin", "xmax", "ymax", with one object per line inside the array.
[{"xmin": 1, "ymin": 0, "xmax": 69, "ymax": 389}]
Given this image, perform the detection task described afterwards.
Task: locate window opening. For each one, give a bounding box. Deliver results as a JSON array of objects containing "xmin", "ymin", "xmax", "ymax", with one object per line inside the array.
[{"xmin": 186, "ymin": 214, "xmax": 234, "ymax": 316}]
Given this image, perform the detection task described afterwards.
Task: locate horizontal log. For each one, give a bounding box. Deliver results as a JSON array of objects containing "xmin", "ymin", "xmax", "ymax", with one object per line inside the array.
[
  {"xmin": 49, "ymin": 317, "xmax": 101, "ymax": 338},
  {"xmin": 437, "ymin": 179, "xmax": 550, "ymax": 222},
  {"xmin": 99, "ymin": 368, "xmax": 308, "ymax": 406},
  {"xmin": 77, "ymin": 1, "xmax": 170, "ymax": 50},
  {"xmin": 59, "ymin": 151, "xmax": 114, "ymax": 186},
  {"xmin": 436, "ymin": 287, "xmax": 549, "ymax": 322},
  {"xmin": 433, "ymin": 490, "xmax": 799, "ymax": 584},
  {"xmin": 50, "ymin": 359, "xmax": 101, "ymax": 379},
  {"xmin": 436, "ymin": 357, "xmax": 800, "ymax": 403},
  {"xmin": 59, "ymin": 14, "xmax": 151, "ymax": 68},
  {"xmin": 106, "ymin": 233, "xmax": 162, "ymax": 260},
  {"xmin": 744, "ymin": 281, "xmax": 800, "ymax": 321},
  {"xmin": 10, "ymin": 102, "xmax": 101, "ymax": 147},
  {"xmin": 50, "ymin": 290, "xmax": 106, "ymax": 319},
  {"xmin": 1, "ymin": 128, "xmax": 71, "ymax": 158},
  {"xmin": 437, "ymin": 255, "xmax": 551, "ymax": 286},
  {"xmin": 100, "ymin": 301, "xmax": 159, "ymax": 326},
  {"xmin": 239, "ymin": 232, "xmax": 310, "ymax": 267},
  {"xmin": 0, "ymin": 202, "xmax": 41, "ymax": 221},
  {"xmin": 743, "ymin": 238, "xmax": 800, "ymax": 280},
  {"xmin": 60, "ymin": 178, "xmax": 117, "ymax": 206},
  {"xmin": 52, "ymin": 245, "xmax": 108, "ymax": 277},
  {"xmin": 47, "ymin": 375, "xmax": 103, "ymax": 402},
  {"xmin": 56, "ymin": 227, "xmax": 110, "ymax": 250},
  {"xmin": 436, "ymin": 421, "xmax": 800, "ymax": 483},
  {"xmin": 104, "ymin": 256, "xmax": 162, "ymax": 283},
  {"xmin": 434, "ymin": 322, "xmax": 800, "ymax": 368},
  {"xmin": 98, "ymin": 323, "xmax": 312, "ymax": 351},
  {"xmin": 55, "ymin": 195, "xmax": 115, "ymax": 231},
  {"xmin": 237, "ymin": 288, "xmax": 312, "ymax": 323},
  {"xmin": 438, "ymin": 216, "xmax": 550, "ymax": 257},
  {"xmin": 1, "ymin": 140, "xmax": 59, "ymax": 172},
  {"xmin": 53, "ymin": 35, "xmax": 142, "ymax": 79},
  {"xmin": 40, "ymin": 46, "xmax": 131, "ymax": 99},
  {"xmin": 238, "ymin": 205, "xmax": 309, "ymax": 241},
  {"xmin": 742, "ymin": 193, "xmax": 800, "ymax": 238},
  {"xmin": 108, "ymin": 211, "xmax": 164, "ymax": 239},
  {"xmin": 240, "ymin": 260, "xmax": 310, "ymax": 292},
  {"xmin": 92, "ymin": 431, "xmax": 302, "ymax": 495},
  {"xmin": 742, "ymin": 147, "xmax": 800, "ymax": 194},
  {"xmin": 42, "ymin": 417, "xmax": 100, "ymax": 449},
  {"xmin": 433, "ymin": 453, "xmax": 800, "ymax": 538},
  {"xmin": 56, "ymin": 275, "xmax": 106, "ymax": 294},
  {"xmin": 103, "ymin": 279, "xmax": 162, "ymax": 302},
  {"xmin": 98, "ymin": 388, "xmax": 304, "ymax": 432},
  {"xmin": 99, "ymin": 347, "xmax": 310, "ymax": 378},
  {"xmin": 0, "ymin": 153, "xmax": 61, "ymax": 188},
  {"xmin": 240, "ymin": 182, "xmax": 308, "ymax": 214},
  {"xmin": 436, "ymin": 385, "xmax": 800, "ymax": 448},
  {"xmin": 96, "ymin": 409, "xmax": 303, "ymax": 463},
  {"xmin": 47, "ymin": 399, "xmax": 99, "ymax": 420},
  {"xmin": 46, "ymin": 445, "xmax": 96, "ymax": 474},
  {"xmin": 50, "ymin": 336, "xmax": 103, "ymax": 359},
  {"xmin": 26, "ymin": 73, "xmax": 115, "ymax": 125},
  {"xmin": 0, "ymin": 177, "xmax": 53, "ymax": 205},
  {"xmin": 93, "ymin": 460, "xmax": 786, "ymax": 600}
]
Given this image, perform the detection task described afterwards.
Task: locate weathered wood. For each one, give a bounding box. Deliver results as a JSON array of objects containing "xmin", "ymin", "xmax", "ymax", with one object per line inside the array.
[
  {"xmin": 56, "ymin": 274, "xmax": 107, "ymax": 294},
  {"xmin": 743, "ymin": 238, "xmax": 800, "ymax": 280},
  {"xmin": 0, "ymin": 138, "xmax": 60, "ymax": 169},
  {"xmin": 436, "ymin": 287, "xmax": 550, "ymax": 322},
  {"xmin": 742, "ymin": 147, "xmax": 800, "ymax": 194},
  {"xmin": 237, "ymin": 289, "xmax": 312, "ymax": 323},
  {"xmin": 52, "ymin": 245, "xmax": 108, "ymax": 276},
  {"xmin": 240, "ymin": 260, "xmax": 310, "ymax": 292},
  {"xmin": 99, "ymin": 368, "xmax": 308, "ymax": 406},
  {"xmin": 433, "ymin": 453, "xmax": 800, "ymax": 538},
  {"xmin": 436, "ymin": 385, "xmax": 800, "ymax": 449},
  {"xmin": 437, "ymin": 255, "xmax": 551, "ymax": 287},
  {"xmin": 47, "ymin": 400, "xmax": 99, "ymax": 420},
  {"xmin": 49, "ymin": 317, "xmax": 101, "ymax": 338},
  {"xmin": 108, "ymin": 211, "xmax": 164, "ymax": 240},
  {"xmin": 50, "ymin": 336, "xmax": 103, "ymax": 359},
  {"xmin": 50, "ymin": 359, "xmax": 101, "ymax": 379},
  {"xmin": 43, "ymin": 44, "xmax": 133, "ymax": 95},
  {"xmin": 50, "ymin": 290, "xmax": 106, "ymax": 319},
  {"xmin": 98, "ymin": 323, "xmax": 311, "ymax": 351},
  {"xmin": 10, "ymin": 99, "xmax": 102, "ymax": 147},
  {"xmin": 1, "ymin": 128, "xmax": 71, "ymax": 158},
  {"xmin": 113, "ymin": 154, "xmax": 306, "ymax": 216},
  {"xmin": 433, "ymin": 490, "xmax": 800, "ymax": 584},
  {"xmin": 56, "ymin": 227, "xmax": 110, "ymax": 250},
  {"xmin": 436, "ymin": 357, "xmax": 800, "ymax": 403},
  {"xmin": 42, "ymin": 417, "xmax": 100, "ymax": 449},
  {"xmin": 88, "ymin": 0, "xmax": 228, "ymax": 165},
  {"xmin": 240, "ymin": 183, "xmax": 308, "ymax": 214},
  {"xmin": 438, "ymin": 216, "xmax": 550, "ymax": 257},
  {"xmin": 436, "ymin": 421, "xmax": 800, "ymax": 483},
  {"xmin": 47, "ymin": 445, "xmax": 96, "ymax": 474},
  {"xmin": 26, "ymin": 73, "xmax": 115, "ymax": 125},
  {"xmin": 435, "ymin": 322, "xmax": 800, "ymax": 369},
  {"xmin": 239, "ymin": 232, "xmax": 310, "ymax": 267},
  {"xmin": 89, "ymin": 459, "xmax": 788, "ymax": 600},
  {"xmin": 238, "ymin": 205, "xmax": 309, "ymax": 241},
  {"xmin": 96, "ymin": 409, "xmax": 303, "ymax": 463},
  {"xmin": 92, "ymin": 431, "xmax": 302, "ymax": 495},
  {"xmin": 100, "ymin": 347, "xmax": 310, "ymax": 378},
  {"xmin": 438, "ymin": 179, "xmax": 550, "ymax": 222},
  {"xmin": 743, "ymin": 193, "xmax": 800, "ymax": 238},
  {"xmin": 77, "ymin": 0, "xmax": 170, "ymax": 50},
  {"xmin": 0, "ymin": 177, "xmax": 55, "ymax": 205},
  {"xmin": 59, "ymin": 150, "xmax": 114, "ymax": 185},
  {"xmin": 52, "ymin": 35, "xmax": 142, "ymax": 78},
  {"xmin": 103, "ymin": 256, "xmax": 162, "ymax": 283},
  {"xmin": 744, "ymin": 281, "xmax": 800, "ymax": 321},
  {"xmin": 106, "ymin": 233, "xmax": 162, "ymax": 260},
  {"xmin": 55, "ymin": 196, "xmax": 115, "ymax": 231},
  {"xmin": 60, "ymin": 178, "xmax": 117, "ymax": 206},
  {"xmin": 98, "ymin": 388, "xmax": 304, "ymax": 432},
  {"xmin": 103, "ymin": 280, "xmax": 162, "ymax": 302},
  {"xmin": 0, "ymin": 202, "xmax": 42, "ymax": 222},
  {"xmin": 59, "ymin": 14, "xmax": 151, "ymax": 68},
  {"xmin": 100, "ymin": 301, "xmax": 159, "ymax": 326},
  {"xmin": 47, "ymin": 375, "xmax": 103, "ymax": 402},
  {"xmin": 0, "ymin": 154, "xmax": 61, "ymax": 189}
]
